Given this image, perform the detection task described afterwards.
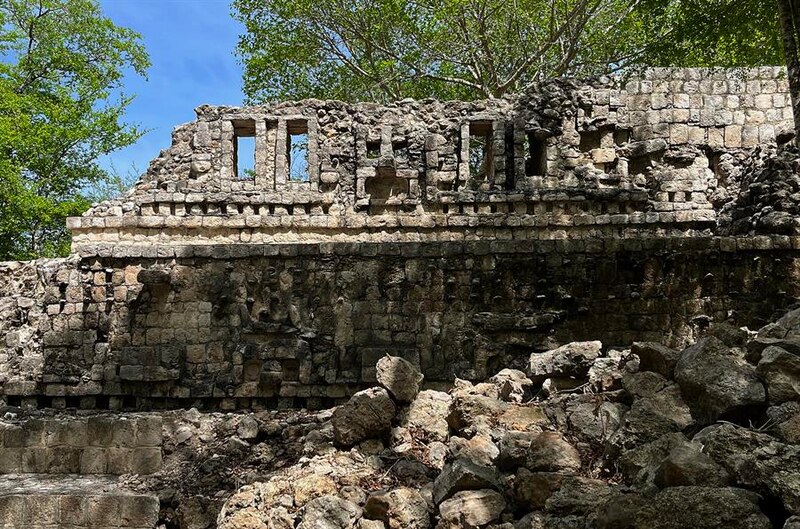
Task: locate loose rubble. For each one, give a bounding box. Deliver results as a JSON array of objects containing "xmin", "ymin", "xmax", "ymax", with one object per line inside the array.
[{"xmin": 214, "ymin": 307, "xmax": 800, "ymax": 529}]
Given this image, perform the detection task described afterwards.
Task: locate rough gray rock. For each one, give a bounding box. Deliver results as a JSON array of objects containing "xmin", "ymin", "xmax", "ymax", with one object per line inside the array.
[
  {"xmin": 608, "ymin": 383, "xmax": 693, "ymax": 453},
  {"xmin": 566, "ymin": 401, "xmax": 627, "ymax": 444},
  {"xmin": 674, "ymin": 336, "xmax": 765, "ymax": 423},
  {"xmin": 544, "ymin": 476, "xmax": 614, "ymax": 516},
  {"xmin": 376, "ymin": 356, "xmax": 424, "ymax": 403},
  {"xmin": 618, "ymin": 433, "xmax": 688, "ymax": 489},
  {"xmin": 433, "ymin": 459, "xmax": 500, "ymax": 505},
  {"xmin": 785, "ymin": 516, "xmax": 800, "ymax": 529},
  {"xmin": 513, "ymin": 468, "xmax": 569, "ymax": 510},
  {"xmin": 528, "ymin": 341, "xmax": 602, "ymax": 383},
  {"xmin": 757, "ymin": 345, "xmax": 800, "ymax": 404},
  {"xmin": 632, "ymin": 342, "xmax": 681, "ymax": 378},
  {"xmin": 297, "ymin": 495, "xmax": 362, "ymax": 529},
  {"xmin": 526, "ymin": 431, "xmax": 582, "ymax": 473},
  {"xmin": 588, "ymin": 350, "xmax": 631, "ymax": 391},
  {"xmin": 449, "ymin": 434, "xmax": 499, "ymax": 466},
  {"xmin": 490, "ymin": 369, "xmax": 533, "ymax": 403},
  {"xmin": 497, "ymin": 431, "xmax": 536, "ymax": 470},
  {"xmin": 332, "ymin": 387, "xmax": 396, "ymax": 446},
  {"xmin": 768, "ymin": 401, "xmax": 800, "ymax": 443},
  {"xmin": 693, "ymin": 423, "xmax": 800, "ymax": 514},
  {"xmin": 438, "ymin": 489, "xmax": 506, "ymax": 528},
  {"xmin": 633, "ymin": 487, "xmax": 770, "ymax": 529},
  {"xmin": 654, "ymin": 440, "xmax": 730, "ymax": 488},
  {"xmin": 398, "ymin": 390, "xmax": 451, "ymax": 442},
  {"xmin": 236, "ymin": 416, "xmax": 259, "ymax": 440},
  {"xmin": 364, "ymin": 487, "xmax": 431, "ymax": 529}
]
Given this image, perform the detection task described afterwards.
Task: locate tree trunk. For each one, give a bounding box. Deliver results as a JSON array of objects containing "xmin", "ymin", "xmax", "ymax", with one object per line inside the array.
[{"xmin": 777, "ymin": 0, "xmax": 800, "ymax": 140}]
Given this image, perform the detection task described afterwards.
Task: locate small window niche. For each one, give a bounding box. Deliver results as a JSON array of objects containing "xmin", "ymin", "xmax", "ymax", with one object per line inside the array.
[
  {"xmin": 366, "ymin": 140, "xmax": 381, "ymax": 159},
  {"xmin": 525, "ymin": 132, "xmax": 548, "ymax": 177},
  {"xmin": 468, "ymin": 121, "xmax": 493, "ymax": 180},
  {"xmin": 287, "ymin": 120, "xmax": 309, "ymax": 182},
  {"xmin": 233, "ymin": 119, "xmax": 256, "ymax": 180}
]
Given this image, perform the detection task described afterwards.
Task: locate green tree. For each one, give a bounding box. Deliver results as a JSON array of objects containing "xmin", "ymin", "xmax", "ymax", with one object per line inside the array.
[
  {"xmin": 234, "ymin": 0, "xmax": 656, "ymax": 102},
  {"xmin": 234, "ymin": 0, "xmax": 789, "ymax": 104},
  {"xmin": 0, "ymin": 0, "xmax": 148, "ymax": 260}
]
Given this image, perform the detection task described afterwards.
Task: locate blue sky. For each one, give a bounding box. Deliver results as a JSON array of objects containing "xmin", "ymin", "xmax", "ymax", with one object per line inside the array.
[{"xmin": 98, "ymin": 0, "xmax": 246, "ymax": 178}]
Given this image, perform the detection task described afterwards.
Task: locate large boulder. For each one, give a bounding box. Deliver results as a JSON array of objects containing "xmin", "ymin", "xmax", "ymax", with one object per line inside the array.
[
  {"xmin": 332, "ymin": 387, "xmax": 396, "ymax": 446},
  {"xmin": 674, "ymin": 336, "xmax": 765, "ymax": 423},
  {"xmin": 490, "ymin": 369, "xmax": 533, "ymax": 403},
  {"xmin": 364, "ymin": 487, "xmax": 431, "ymax": 529},
  {"xmin": 694, "ymin": 423, "xmax": 800, "ymax": 514},
  {"xmin": 633, "ymin": 487, "xmax": 770, "ymax": 529},
  {"xmin": 632, "ymin": 342, "xmax": 680, "ymax": 379},
  {"xmin": 757, "ymin": 345, "xmax": 800, "ymax": 404},
  {"xmin": 497, "ymin": 431, "xmax": 536, "ymax": 470},
  {"xmin": 654, "ymin": 440, "xmax": 730, "ymax": 488},
  {"xmin": 296, "ymin": 495, "xmax": 362, "ymax": 529},
  {"xmin": 607, "ymin": 382, "xmax": 693, "ymax": 453},
  {"xmin": 528, "ymin": 341, "xmax": 602, "ymax": 384},
  {"xmin": 618, "ymin": 433, "xmax": 687, "ymax": 489},
  {"xmin": 433, "ymin": 459, "xmax": 500, "ymax": 505},
  {"xmin": 526, "ymin": 431, "xmax": 582, "ymax": 473},
  {"xmin": 513, "ymin": 468, "xmax": 569, "ymax": 510},
  {"xmin": 768, "ymin": 402, "xmax": 800, "ymax": 443},
  {"xmin": 398, "ymin": 390, "xmax": 451, "ymax": 442},
  {"xmin": 376, "ymin": 356, "xmax": 424, "ymax": 403},
  {"xmin": 438, "ymin": 489, "xmax": 506, "ymax": 528}
]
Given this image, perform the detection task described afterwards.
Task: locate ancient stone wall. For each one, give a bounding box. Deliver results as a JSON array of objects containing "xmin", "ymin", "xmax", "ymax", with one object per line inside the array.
[
  {"xmin": 2, "ymin": 67, "xmax": 799, "ymax": 410},
  {"xmin": 2, "ymin": 236, "xmax": 799, "ymax": 409},
  {"xmin": 68, "ymin": 67, "xmax": 793, "ymax": 252}
]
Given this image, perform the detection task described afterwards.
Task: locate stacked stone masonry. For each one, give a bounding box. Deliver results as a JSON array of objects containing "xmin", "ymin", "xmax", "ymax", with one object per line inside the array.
[
  {"xmin": 0, "ymin": 475, "xmax": 159, "ymax": 529},
  {"xmin": 68, "ymin": 67, "xmax": 793, "ymax": 250},
  {"xmin": 0, "ymin": 414, "xmax": 162, "ymax": 474},
  {"xmin": 1, "ymin": 67, "xmax": 799, "ymax": 410}
]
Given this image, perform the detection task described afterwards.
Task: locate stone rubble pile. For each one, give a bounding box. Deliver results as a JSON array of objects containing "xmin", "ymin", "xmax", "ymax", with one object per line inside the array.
[{"xmin": 215, "ymin": 308, "xmax": 800, "ymax": 529}]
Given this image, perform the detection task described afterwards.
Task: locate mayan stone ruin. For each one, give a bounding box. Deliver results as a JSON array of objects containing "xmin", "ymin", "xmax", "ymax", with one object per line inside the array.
[{"xmin": 1, "ymin": 67, "xmax": 800, "ymax": 528}]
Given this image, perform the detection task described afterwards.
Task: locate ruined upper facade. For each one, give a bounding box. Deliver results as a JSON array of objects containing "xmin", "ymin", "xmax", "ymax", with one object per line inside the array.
[
  {"xmin": 1, "ymin": 68, "xmax": 799, "ymax": 412},
  {"xmin": 69, "ymin": 67, "xmax": 794, "ymax": 255}
]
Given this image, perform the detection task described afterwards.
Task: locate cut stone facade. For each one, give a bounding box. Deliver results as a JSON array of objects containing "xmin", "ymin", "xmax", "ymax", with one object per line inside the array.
[{"xmin": 1, "ymin": 67, "xmax": 799, "ymax": 410}]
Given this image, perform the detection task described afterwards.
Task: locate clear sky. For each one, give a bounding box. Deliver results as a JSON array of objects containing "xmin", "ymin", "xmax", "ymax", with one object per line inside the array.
[{"xmin": 98, "ymin": 0, "xmax": 246, "ymax": 178}]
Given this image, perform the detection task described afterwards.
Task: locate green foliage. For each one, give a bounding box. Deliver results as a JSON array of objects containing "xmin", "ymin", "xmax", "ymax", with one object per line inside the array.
[
  {"xmin": 631, "ymin": 0, "xmax": 783, "ymax": 69},
  {"xmin": 0, "ymin": 0, "xmax": 148, "ymax": 260},
  {"xmin": 233, "ymin": 0, "xmax": 649, "ymax": 102},
  {"xmin": 234, "ymin": 0, "xmax": 785, "ymax": 104}
]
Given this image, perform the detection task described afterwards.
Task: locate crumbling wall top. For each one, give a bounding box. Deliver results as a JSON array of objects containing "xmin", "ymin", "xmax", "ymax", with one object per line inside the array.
[{"xmin": 68, "ymin": 67, "xmax": 794, "ymax": 255}]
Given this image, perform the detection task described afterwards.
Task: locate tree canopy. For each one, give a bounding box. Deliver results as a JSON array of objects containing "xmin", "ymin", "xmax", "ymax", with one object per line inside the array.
[
  {"xmin": 233, "ymin": 0, "xmax": 785, "ymax": 104},
  {"xmin": 0, "ymin": 0, "xmax": 148, "ymax": 260}
]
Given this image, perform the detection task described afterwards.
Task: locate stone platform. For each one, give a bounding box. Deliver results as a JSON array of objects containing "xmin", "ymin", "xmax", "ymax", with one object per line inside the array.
[{"xmin": 0, "ymin": 474, "xmax": 159, "ymax": 528}]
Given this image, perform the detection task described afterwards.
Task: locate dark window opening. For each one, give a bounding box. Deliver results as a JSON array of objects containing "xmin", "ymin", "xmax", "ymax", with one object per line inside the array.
[
  {"xmin": 233, "ymin": 120, "xmax": 256, "ymax": 180},
  {"xmin": 287, "ymin": 120, "xmax": 309, "ymax": 182},
  {"xmin": 579, "ymin": 130, "xmax": 602, "ymax": 151},
  {"xmin": 525, "ymin": 132, "xmax": 548, "ymax": 176},
  {"xmin": 468, "ymin": 122, "xmax": 493, "ymax": 179},
  {"xmin": 392, "ymin": 140, "xmax": 409, "ymax": 161},
  {"xmin": 614, "ymin": 129, "xmax": 630, "ymax": 145},
  {"xmin": 366, "ymin": 141, "xmax": 381, "ymax": 159}
]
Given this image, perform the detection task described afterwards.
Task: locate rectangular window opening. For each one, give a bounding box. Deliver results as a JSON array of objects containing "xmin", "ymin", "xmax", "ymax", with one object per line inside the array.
[
  {"xmin": 233, "ymin": 120, "xmax": 256, "ymax": 180},
  {"xmin": 287, "ymin": 120, "xmax": 309, "ymax": 182},
  {"xmin": 366, "ymin": 141, "xmax": 381, "ymax": 159},
  {"xmin": 468, "ymin": 122, "xmax": 493, "ymax": 180},
  {"xmin": 526, "ymin": 132, "xmax": 548, "ymax": 177},
  {"xmin": 392, "ymin": 140, "xmax": 409, "ymax": 162}
]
